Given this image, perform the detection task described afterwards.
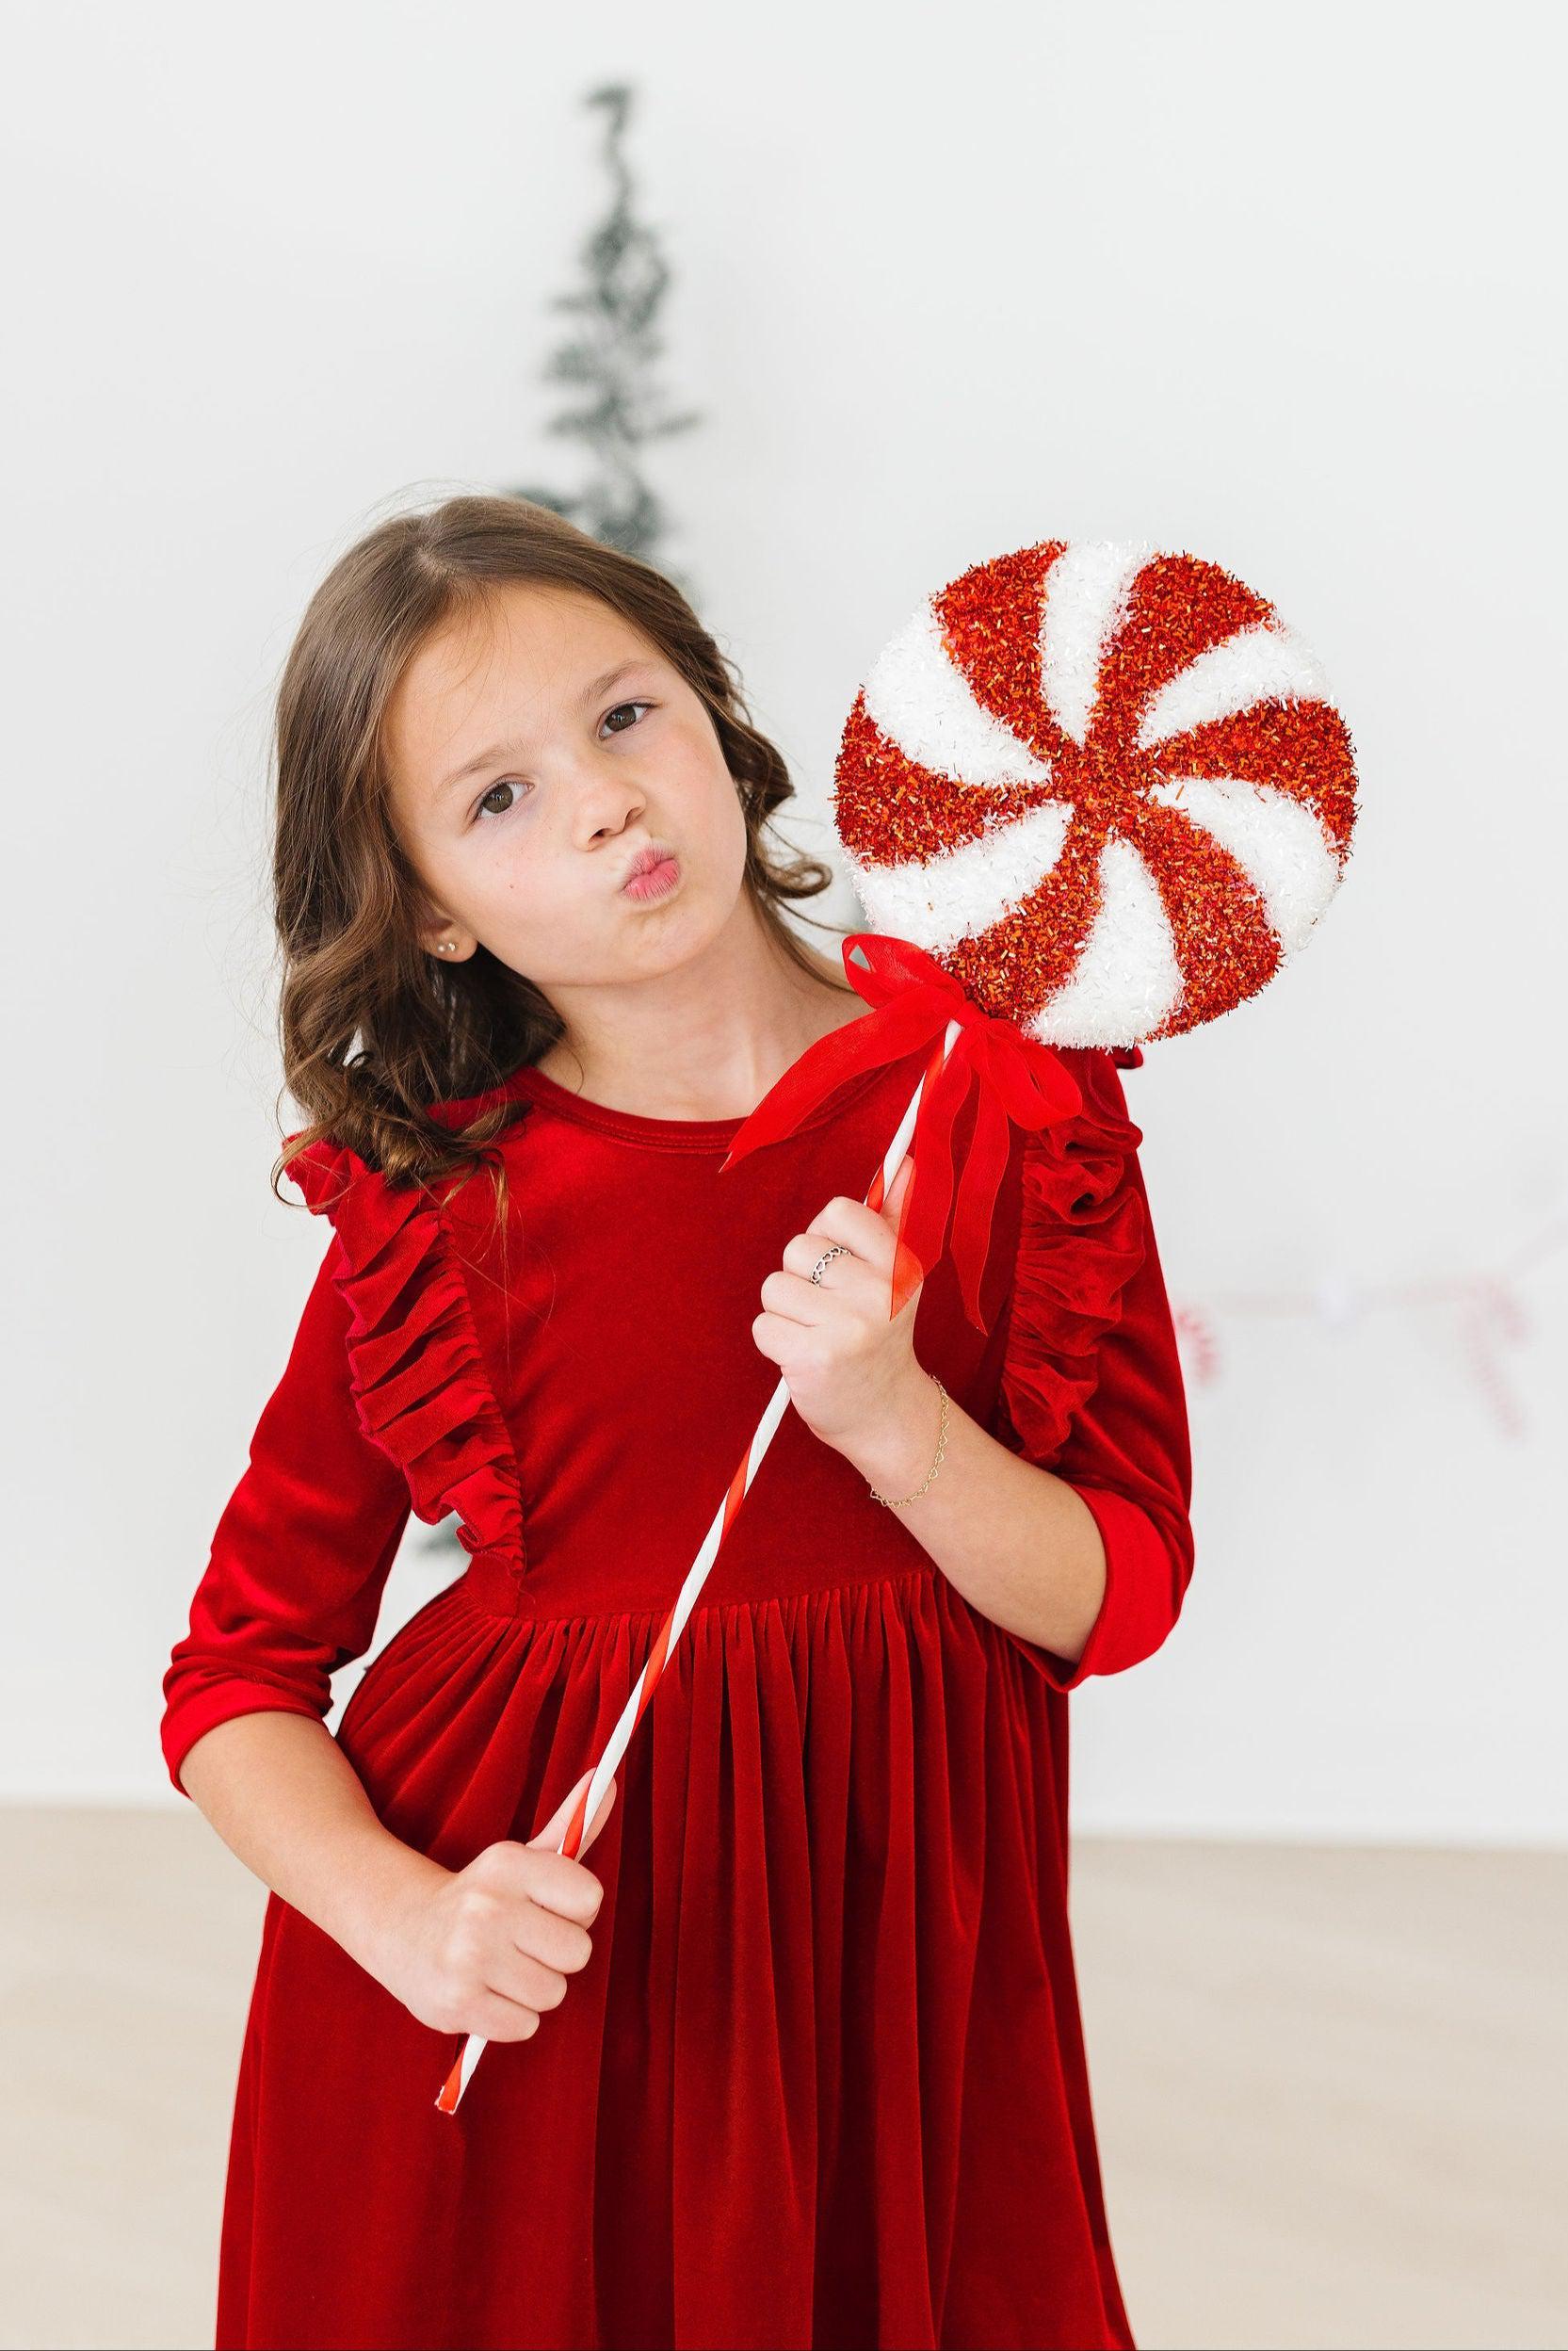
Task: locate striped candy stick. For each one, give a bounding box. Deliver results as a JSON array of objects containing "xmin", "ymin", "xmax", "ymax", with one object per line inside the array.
[{"xmin": 434, "ymin": 1016, "xmax": 962, "ymax": 2115}]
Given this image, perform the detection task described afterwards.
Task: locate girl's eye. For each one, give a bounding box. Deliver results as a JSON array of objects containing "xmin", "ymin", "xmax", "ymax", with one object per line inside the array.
[
  {"xmin": 601, "ymin": 698, "xmax": 655, "ymax": 738},
  {"xmin": 471, "ymin": 703, "xmax": 655, "ymax": 821},
  {"xmin": 475, "ymin": 778, "xmax": 528, "ymax": 820}
]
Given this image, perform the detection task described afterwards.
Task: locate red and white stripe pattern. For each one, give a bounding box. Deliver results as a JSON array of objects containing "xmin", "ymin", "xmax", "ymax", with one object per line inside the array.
[{"xmin": 832, "ymin": 541, "xmax": 1359, "ymax": 1046}]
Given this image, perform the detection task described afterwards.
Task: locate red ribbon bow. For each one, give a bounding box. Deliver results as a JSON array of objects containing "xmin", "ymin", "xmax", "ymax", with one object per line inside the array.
[{"xmin": 719, "ymin": 932, "xmax": 1085, "ymax": 1334}]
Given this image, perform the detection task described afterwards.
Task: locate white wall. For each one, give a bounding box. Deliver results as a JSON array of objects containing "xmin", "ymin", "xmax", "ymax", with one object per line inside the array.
[{"xmin": 4, "ymin": 0, "xmax": 1562, "ymax": 1841}]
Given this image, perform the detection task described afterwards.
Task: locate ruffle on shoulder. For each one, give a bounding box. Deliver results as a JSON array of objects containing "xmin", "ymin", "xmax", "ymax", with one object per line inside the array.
[
  {"xmin": 282, "ymin": 1135, "xmax": 525, "ymax": 1567},
  {"xmin": 996, "ymin": 1047, "xmax": 1149, "ymax": 1468}
]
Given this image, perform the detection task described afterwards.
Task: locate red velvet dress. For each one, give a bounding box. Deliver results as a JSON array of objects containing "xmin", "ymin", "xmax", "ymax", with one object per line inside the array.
[{"xmin": 161, "ymin": 1040, "xmax": 1194, "ymax": 2351}]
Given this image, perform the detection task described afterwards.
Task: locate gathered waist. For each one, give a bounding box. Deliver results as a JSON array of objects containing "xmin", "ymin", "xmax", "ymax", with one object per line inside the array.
[{"xmin": 453, "ymin": 1545, "xmax": 941, "ymax": 1629}]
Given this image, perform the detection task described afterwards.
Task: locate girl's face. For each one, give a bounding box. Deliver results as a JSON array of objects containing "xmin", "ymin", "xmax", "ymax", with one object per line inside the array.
[{"xmin": 381, "ymin": 580, "xmax": 749, "ymax": 992}]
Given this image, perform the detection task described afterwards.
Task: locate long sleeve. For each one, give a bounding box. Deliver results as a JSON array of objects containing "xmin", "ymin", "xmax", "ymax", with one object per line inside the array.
[
  {"xmin": 994, "ymin": 1047, "xmax": 1195, "ymax": 1694},
  {"xmin": 160, "ymin": 1232, "xmax": 413, "ymax": 1796}
]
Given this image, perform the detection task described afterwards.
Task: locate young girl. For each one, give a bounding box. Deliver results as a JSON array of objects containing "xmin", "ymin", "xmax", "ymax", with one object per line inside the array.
[{"xmin": 162, "ymin": 494, "xmax": 1195, "ymax": 2351}]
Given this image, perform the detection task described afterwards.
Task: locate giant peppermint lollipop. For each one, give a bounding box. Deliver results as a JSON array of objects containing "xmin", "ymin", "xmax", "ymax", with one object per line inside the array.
[
  {"xmin": 434, "ymin": 538, "xmax": 1358, "ymax": 2115},
  {"xmin": 833, "ymin": 538, "xmax": 1358, "ymax": 1045}
]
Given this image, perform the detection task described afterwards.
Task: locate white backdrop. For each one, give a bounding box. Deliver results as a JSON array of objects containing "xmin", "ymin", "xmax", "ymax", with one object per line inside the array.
[{"xmin": 4, "ymin": 0, "xmax": 1562, "ymax": 1841}]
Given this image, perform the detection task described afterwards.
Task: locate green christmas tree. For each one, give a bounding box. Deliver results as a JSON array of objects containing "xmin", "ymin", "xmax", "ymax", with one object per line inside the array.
[{"xmin": 509, "ymin": 82, "xmax": 700, "ymax": 585}]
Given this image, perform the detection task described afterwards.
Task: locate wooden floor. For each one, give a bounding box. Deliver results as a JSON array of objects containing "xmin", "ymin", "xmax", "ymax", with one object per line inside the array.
[{"xmin": 2, "ymin": 1809, "xmax": 1563, "ymax": 2350}]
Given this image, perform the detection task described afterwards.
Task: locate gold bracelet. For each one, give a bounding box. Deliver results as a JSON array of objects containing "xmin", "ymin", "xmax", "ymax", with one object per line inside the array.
[{"xmin": 867, "ymin": 1373, "xmax": 948, "ymax": 1509}]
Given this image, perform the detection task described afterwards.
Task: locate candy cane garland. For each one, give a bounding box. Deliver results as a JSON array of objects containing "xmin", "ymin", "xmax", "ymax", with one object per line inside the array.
[{"xmin": 434, "ymin": 1017, "xmax": 964, "ymax": 2114}]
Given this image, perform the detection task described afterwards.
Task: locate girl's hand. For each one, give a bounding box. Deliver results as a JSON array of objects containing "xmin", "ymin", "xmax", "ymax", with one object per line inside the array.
[
  {"xmin": 366, "ymin": 1768, "xmax": 617, "ymax": 2043},
  {"xmin": 752, "ymin": 1158, "xmax": 931, "ymax": 1459}
]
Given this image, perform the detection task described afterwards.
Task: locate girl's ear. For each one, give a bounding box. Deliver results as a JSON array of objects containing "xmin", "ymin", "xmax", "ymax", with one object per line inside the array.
[
  {"xmin": 419, "ymin": 916, "xmax": 475, "ymax": 961},
  {"xmin": 413, "ymin": 895, "xmax": 469, "ymax": 956}
]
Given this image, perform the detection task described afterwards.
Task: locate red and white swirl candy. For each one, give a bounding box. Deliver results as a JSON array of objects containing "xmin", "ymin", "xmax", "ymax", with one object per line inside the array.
[{"xmin": 832, "ymin": 540, "xmax": 1359, "ymax": 1045}]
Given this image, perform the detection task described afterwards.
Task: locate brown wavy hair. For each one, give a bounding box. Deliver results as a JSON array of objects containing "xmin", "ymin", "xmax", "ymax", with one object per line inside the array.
[{"xmin": 268, "ymin": 494, "xmax": 855, "ymax": 1220}]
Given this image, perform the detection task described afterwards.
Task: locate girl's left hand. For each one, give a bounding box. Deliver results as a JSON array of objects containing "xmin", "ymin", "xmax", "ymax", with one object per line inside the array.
[{"xmin": 752, "ymin": 1159, "xmax": 929, "ymax": 1457}]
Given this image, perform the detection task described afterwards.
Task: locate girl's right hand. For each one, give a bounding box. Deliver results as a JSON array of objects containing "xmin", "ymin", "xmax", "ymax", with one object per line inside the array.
[{"xmin": 369, "ymin": 1768, "xmax": 618, "ymax": 2042}]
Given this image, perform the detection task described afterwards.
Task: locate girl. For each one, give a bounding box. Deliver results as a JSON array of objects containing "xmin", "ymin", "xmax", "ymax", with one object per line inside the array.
[{"xmin": 162, "ymin": 494, "xmax": 1195, "ymax": 2351}]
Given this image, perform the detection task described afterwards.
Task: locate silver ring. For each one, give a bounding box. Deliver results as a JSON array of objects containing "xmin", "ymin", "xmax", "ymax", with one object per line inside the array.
[{"xmin": 810, "ymin": 1243, "xmax": 850, "ymax": 1286}]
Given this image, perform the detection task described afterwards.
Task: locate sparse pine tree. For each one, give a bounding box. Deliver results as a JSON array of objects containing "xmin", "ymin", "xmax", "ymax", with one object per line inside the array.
[{"xmin": 509, "ymin": 82, "xmax": 700, "ymax": 587}]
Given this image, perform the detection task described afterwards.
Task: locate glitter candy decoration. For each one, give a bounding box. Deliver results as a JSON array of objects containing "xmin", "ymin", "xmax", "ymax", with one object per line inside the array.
[{"xmin": 832, "ymin": 541, "xmax": 1359, "ymax": 1046}]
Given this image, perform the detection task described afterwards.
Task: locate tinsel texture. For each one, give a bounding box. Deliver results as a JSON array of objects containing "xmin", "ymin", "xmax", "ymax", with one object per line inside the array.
[{"xmin": 832, "ymin": 540, "xmax": 1359, "ymax": 1046}]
